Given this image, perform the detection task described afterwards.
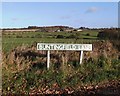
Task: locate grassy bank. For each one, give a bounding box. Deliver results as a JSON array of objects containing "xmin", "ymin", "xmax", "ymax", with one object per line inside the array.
[
  {"xmin": 2, "ymin": 56, "xmax": 120, "ymax": 94},
  {"xmin": 2, "ymin": 30, "xmax": 120, "ymax": 95}
]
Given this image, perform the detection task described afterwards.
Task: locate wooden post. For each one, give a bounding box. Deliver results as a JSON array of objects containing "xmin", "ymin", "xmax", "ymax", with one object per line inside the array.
[
  {"xmin": 80, "ymin": 51, "xmax": 83, "ymax": 64},
  {"xmin": 47, "ymin": 50, "xmax": 50, "ymax": 69}
]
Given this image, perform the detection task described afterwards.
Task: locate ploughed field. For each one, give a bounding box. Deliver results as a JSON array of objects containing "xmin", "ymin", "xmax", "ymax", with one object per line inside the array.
[{"xmin": 2, "ymin": 30, "xmax": 120, "ymax": 95}]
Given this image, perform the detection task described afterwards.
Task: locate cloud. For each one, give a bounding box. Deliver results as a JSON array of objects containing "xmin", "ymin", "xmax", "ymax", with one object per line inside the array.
[
  {"xmin": 74, "ymin": 19, "xmax": 86, "ymax": 25},
  {"xmin": 60, "ymin": 16, "xmax": 71, "ymax": 19},
  {"xmin": 11, "ymin": 18, "xmax": 20, "ymax": 21},
  {"xmin": 86, "ymin": 7, "xmax": 98, "ymax": 13},
  {"xmin": 11, "ymin": 17, "xmax": 33, "ymax": 21}
]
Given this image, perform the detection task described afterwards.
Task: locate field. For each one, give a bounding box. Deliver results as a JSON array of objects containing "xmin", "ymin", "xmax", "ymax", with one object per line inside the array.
[
  {"xmin": 2, "ymin": 30, "xmax": 99, "ymax": 53},
  {"xmin": 2, "ymin": 30, "xmax": 120, "ymax": 95}
]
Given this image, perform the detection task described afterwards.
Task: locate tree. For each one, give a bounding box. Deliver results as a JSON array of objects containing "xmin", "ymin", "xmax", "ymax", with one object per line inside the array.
[{"xmin": 97, "ymin": 29, "xmax": 119, "ymax": 40}]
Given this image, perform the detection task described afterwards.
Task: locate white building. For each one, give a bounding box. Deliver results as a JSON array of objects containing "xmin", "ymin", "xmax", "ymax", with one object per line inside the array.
[{"xmin": 77, "ymin": 29, "xmax": 83, "ymax": 32}]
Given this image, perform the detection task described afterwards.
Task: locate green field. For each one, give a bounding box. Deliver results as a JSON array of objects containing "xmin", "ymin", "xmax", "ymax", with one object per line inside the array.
[{"xmin": 2, "ymin": 30, "xmax": 99, "ymax": 53}]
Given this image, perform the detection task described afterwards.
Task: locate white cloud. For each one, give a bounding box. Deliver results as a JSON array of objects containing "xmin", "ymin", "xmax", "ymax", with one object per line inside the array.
[
  {"xmin": 11, "ymin": 17, "xmax": 33, "ymax": 21},
  {"xmin": 11, "ymin": 18, "xmax": 19, "ymax": 21},
  {"xmin": 86, "ymin": 7, "xmax": 98, "ymax": 13},
  {"xmin": 60, "ymin": 16, "xmax": 71, "ymax": 19}
]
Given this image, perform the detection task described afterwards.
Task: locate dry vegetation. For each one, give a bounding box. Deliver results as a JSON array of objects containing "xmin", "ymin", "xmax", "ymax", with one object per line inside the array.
[
  {"xmin": 2, "ymin": 40, "xmax": 120, "ymax": 95},
  {"xmin": 1, "ymin": 28, "xmax": 120, "ymax": 95}
]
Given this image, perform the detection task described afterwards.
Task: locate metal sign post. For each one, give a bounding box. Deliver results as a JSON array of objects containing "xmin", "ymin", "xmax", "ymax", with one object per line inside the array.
[{"xmin": 37, "ymin": 43, "xmax": 92, "ymax": 69}]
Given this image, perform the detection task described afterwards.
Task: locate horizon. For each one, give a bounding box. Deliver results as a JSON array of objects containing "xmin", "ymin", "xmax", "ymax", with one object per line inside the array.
[
  {"xmin": 1, "ymin": 2, "xmax": 118, "ymax": 28},
  {"xmin": 1, "ymin": 25, "xmax": 118, "ymax": 29}
]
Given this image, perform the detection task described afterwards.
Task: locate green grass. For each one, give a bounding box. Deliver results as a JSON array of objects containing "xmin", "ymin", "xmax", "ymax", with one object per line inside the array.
[{"xmin": 2, "ymin": 30, "xmax": 99, "ymax": 53}]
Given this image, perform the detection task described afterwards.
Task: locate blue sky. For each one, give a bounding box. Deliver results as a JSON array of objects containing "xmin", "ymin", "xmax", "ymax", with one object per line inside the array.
[{"xmin": 2, "ymin": 2, "xmax": 118, "ymax": 28}]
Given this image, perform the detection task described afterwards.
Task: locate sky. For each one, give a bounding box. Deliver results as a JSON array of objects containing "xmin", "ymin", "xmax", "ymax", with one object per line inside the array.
[
  {"xmin": 1, "ymin": 2, "xmax": 118, "ymax": 28},
  {"xmin": 1, "ymin": 0, "xmax": 120, "ymax": 2}
]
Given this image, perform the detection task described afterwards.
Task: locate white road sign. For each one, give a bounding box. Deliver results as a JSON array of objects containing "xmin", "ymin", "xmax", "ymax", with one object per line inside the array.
[
  {"xmin": 37, "ymin": 43, "xmax": 92, "ymax": 69},
  {"xmin": 37, "ymin": 43, "xmax": 92, "ymax": 51}
]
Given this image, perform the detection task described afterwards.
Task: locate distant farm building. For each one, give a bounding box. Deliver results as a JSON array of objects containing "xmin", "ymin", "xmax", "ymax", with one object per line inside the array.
[{"xmin": 77, "ymin": 29, "xmax": 83, "ymax": 32}]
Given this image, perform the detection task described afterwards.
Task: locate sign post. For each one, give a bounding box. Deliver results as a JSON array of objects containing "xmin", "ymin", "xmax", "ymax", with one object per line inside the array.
[
  {"xmin": 47, "ymin": 50, "xmax": 50, "ymax": 69},
  {"xmin": 37, "ymin": 43, "xmax": 92, "ymax": 69},
  {"xmin": 80, "ymin": 51, "xmax": 83, "ymax": 64}
]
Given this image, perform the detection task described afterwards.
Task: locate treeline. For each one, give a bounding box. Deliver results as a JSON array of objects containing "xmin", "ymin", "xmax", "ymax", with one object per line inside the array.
[
  {"xmin": 97, "ymin": 29, "xmax": 120, "ymax": 51},
  {"xmin": 97, "ymin": 29, "xmax": 120, "ymax": 40}
]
